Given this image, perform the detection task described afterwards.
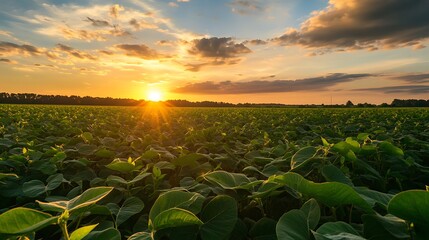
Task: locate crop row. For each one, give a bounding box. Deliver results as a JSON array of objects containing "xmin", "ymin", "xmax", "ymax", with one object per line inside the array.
[{"xmin": 0, "ymin": 105, "xmax": 428, "ymax": 239}]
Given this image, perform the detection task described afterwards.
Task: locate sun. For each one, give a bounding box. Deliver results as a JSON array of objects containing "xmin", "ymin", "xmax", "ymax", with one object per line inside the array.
[{"xmin": 147, "ymin": 90, "xmax": 162, "ymax": 102}]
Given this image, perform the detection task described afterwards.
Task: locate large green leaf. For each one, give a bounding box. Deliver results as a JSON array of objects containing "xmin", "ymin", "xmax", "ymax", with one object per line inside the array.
[
  {"xmin": 154, "ymin": 225, "xmax": 199, "ymax": 240},
  {"xmin": 116, "ymin": 197, "xmax": 145, "ymax": 226},
  {"xmin": 172, "ymin": 153, "xmax": 205, "ymax": 168},
  {"xmin": 0, "ymin": 173, "xmax": 18, "ymax": 180},
  {"xmin": 300, "ymin": 198, "xmax": 320, "ymax": 230},
  {"xmin": 68, "ymin": 187, "xmax": 114, "ymax": 212},
  {"xmin": 290, "ymin": 146, "xmax": 318, "ymax": 170},
  {"xmin": 362, "ymin": 214, "xmax": 409, "ymax": 239},
  {"xmin": 388, "ymin": 190, "xmax": 429, "ymax": 225},
  {"xmin": 22, "ymin": 180, "xmax": 46, "ymax": 197},
  {"xmin": 321, "ymin": 164, "xmax": 353, "ymax": 186},
  {"xmin": 379, "ymin": 141, "xmax": 404, "ymax": 157},
  {"xmin": 127, "ymin": 232, "xmax": 152, "ymax": 240},
  {"xmin": 249, "ymin": 217, "xmax": 277, "ymax": 240},
  {"xmin": 202, "ymin": 171, "xmax": 261, "ymax": 190},
  {"xmin": 355, "ymin": 187, "xmax": 394, "ymax": 209},
  {"xmin": 276, "ymin": 209, "xmax": 310, "ymax": 240},
  {"xmin": 37, "ymin": 187, "xmax": 113, "ymax": 214},
  {"xmin": 106, "ymin": 159, "xmax": 136, "ymax": 173},
  {"xmin": 149, "ymin": 190, "xmax": 205, "ymax": 223},
  {"xmin": 46, "ymin": 173, "xmax": 66, "ymax": 190},
  {"xmin": 0, "ymin": 207, "xmax": 58, "ymax": 235},
  {"xmin": 37, "ymin": 200, "xmax": 68, "ymax": 212},
  {"xmin": 152, "ymin": 208, "xmax": 203, "ymax": 231},
  {"xmin": 313, "ymin": 221, "xmax": 365, "ymax": 240},
  {"xmin": 271, "ymin": 172, "xmax": 373, "ymax": 213},
  {"xmin": 70, "ymin": 224, "xmax": 98, "ymax": 240},
  {"xmin": 199, "ymin": 195, "xmax": 238, "ymax": 240},
  {"xmin": 83, "ymin": 227, "xmax": 121, "ymax": 240}
]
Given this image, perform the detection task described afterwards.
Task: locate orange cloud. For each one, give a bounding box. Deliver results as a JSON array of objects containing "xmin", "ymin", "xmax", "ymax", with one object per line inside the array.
[
  {"xmin": 0, "ymin": 41, "xmax": 44, "ymax": 56},
  {"xmin": 272, "ymin": 0, "xmax": 429, "ymax": 53},
  {"xmin": 114, "ymin": 44, "xmax": 166, "ymax": 60},
  {"xmin": 55, "ymin": 44, "xmax": 97, "ymax": 60}
]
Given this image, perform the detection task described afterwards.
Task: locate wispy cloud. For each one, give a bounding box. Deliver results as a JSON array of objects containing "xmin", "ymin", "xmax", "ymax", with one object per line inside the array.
[
  {"xmin": 272, "ymin": 0, "xmax": 429, "ymax": 53},
  {"xmin": 109, "ymin": 4, "xmax": 124, "ymax": 18},
  {"xmin": 85, "ymin": 17, "xmax": 110, "ymax": 27},
  {"xmin": 392, "ymin": 73, "xmax": 429, "ymax": 83},
  {"xmin": 174, "ymin": 73, "xmax": 374, "ymax": 94},
  {"xmin": 168, "ymin": 2, "xmax": 179, "ymax": 8},
  {"xmin": 0, "ymin": 58, "xmax": 17, "ymax": 64},
  {"xmin": 229, "ymin": 0, "xmax": 266, "ymax": 15},
  {"xmin": 114, "ymin": 44, "xmax": 167, "ymax": 60},
  {"xmin": 0, "ymin": 41, "xmax": 44, "ymax": 56},
  {"xmin": 354, "ymin": 85, "xmax": 429, "ymax": 94},
  {"xmin": 243, "ymin": 39, "xmax": 268, "ymax": 45},
  {"xmin": 55, "ymin": 44, "xmax": 97, "ymax": 60}
]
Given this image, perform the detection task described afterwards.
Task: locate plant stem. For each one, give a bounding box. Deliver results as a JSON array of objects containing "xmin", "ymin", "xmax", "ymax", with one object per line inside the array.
[
  {"xmin": 60, "ymin": 222, "xmax": 70, "ymax": 240},
  {"xmin": 348, "ymin": 205, "xmax": 353, "ymax": 224},
  {"xmin": 58, "ymin": 210, "xmax": 70, "ymax": 240}
]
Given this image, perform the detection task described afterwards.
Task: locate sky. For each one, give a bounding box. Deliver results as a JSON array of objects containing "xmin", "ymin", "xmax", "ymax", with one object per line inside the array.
[{"xmin": 1, "ymin": 0, "xmax": 429, "ymax": 104}]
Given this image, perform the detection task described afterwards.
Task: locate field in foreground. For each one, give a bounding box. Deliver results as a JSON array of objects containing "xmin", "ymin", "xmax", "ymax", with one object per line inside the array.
[{"xmin": 0, "ymin": 104, "xmax": 428, "ymax": 240}]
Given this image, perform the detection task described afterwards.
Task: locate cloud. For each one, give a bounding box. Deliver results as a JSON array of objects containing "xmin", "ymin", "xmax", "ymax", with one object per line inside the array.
[
  {"xmin": 86, "ymin": 17, "xmax": 110, "ymax": 27},
  {"xmin": 188, "ymin": 37, "xmax": 251, "ymax": 58},
  {"xmin": 184, "ymin": 58, "xmax": 241, "ymax": 72},
  {"xmin": 174, "ymin": 73, "xmax": 374, "ymax": 94},
  {"xmin": 354, "ymin": 85, "xmax": 429, "ymax": 94},
  {"xmin": 0, "ymin": 58, "xmax": 17, "ymax": 64},
  {"xmin": 55, "ymin": 44, "xmax": 97, "ymax": 60},
  {"xmin": 99, "ymin": 50, "xmax": 114, "ymax": 55},
  {"xmin": 110, "ymin": 4, "xmax": 124, "ymax": 18},
  {"xmin": 129, "ymin": 18, "xmax": 158, "ymax": 30},
  {"xmin": 156, "ymin": 40, "xmax": 176, "ymax": 47},
  {"xmin": 26, "ymin": 4, "xmax": 135, "ymax": 42},
  {"xmin": 59, "ymin": 27, "xmax": 106, "ymax": 41},
  {"xmin": 272, "ymin": 0, "xmax": 429, "ymax": 52},
  {"xmin": 115, "ymin": 44, "xmax": 165, "ymax": 60},
  {"xmin": 244, "ymin": 39, "xmax": 268, "ymax": 45},
  {"xmin": 110, "ymin": 25, "xmax": 132, "ymax": 37},
  {"xmin": 168, "ymin": 2, "xmax": 179, "ymax": 8},
  {"xmin": 180, "ymin": 37, "xmax": 252, "ymax": 71},
  {"xmin": 0, "ymin": 41, "xmax": 43, "ymax": 56},
  {"xmin": 230, "ymin": 0, "xmax": 265, "ymax": 15},
  {"xmin": 392, "ymin": 73, "xmax": 429, "ymax": 83},
  {"xmin": 177, "ymin": 0, "xmax": 190, "ymax": 2}
]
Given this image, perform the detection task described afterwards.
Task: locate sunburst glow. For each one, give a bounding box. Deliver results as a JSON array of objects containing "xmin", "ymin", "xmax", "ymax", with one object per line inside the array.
[{"xmin": 147, "ymin": 90, "xmax": 162, "ymax": 102}]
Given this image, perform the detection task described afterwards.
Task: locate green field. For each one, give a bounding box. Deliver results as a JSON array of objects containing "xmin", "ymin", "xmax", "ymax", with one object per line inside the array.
[{"xmin": 1, "ymin": 105, "xmax": 428, "ymax": 240}]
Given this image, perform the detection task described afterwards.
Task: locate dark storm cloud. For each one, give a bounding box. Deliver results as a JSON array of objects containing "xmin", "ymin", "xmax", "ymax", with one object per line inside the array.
[
  {"xmin": 0, "ymin": 41, "xmax": 43, "ymax": 55},
  {"xmin": 115, "ymin": 44, "xmax": 164, "ymax": 59},
  {"xmin": 174, "ymin": 73, "xmax": 374, "ymax": 94},
  {"xmin": 355, "ymin": 85, "xmax": 429, "ymax": 94},
  {"xmin": 86, "ymin": 17, "xmax": 110, "ymax": 27},
  {"xmin": 393, "ymin": 73, "xmax": 429, "ymax": 83},
  {"xmin": 272, "ymin": 0, "xmax": 429, "ymax": 52},
  {"xmin": 188, "ymin": 37, "xmax": 251, "ymax": 58},
  {"xmin": 55, "ymin": 44, "xmax": 97, "ymax": 60}
]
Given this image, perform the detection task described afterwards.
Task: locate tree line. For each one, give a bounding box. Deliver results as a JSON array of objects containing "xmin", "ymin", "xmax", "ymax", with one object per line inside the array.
[{"xmin": 0, "ymin": 93, "xmax": 428, "ymax": 107}]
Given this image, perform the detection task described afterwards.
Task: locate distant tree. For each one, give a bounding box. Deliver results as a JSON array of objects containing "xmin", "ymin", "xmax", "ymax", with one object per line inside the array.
[{"xmin": 345, "ymin": 100, "xmax": 354, "ymax": 107}]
